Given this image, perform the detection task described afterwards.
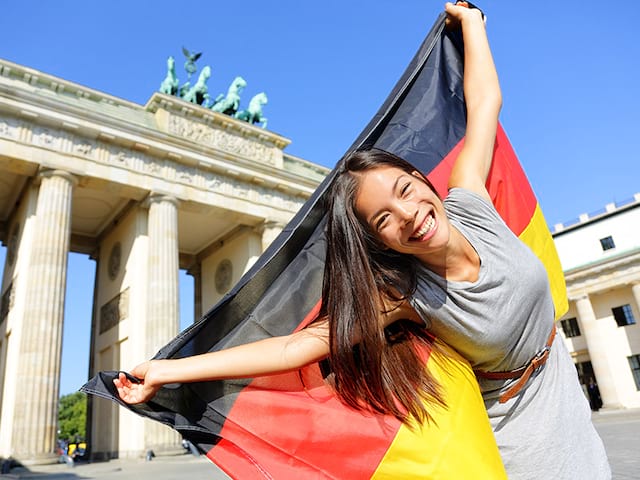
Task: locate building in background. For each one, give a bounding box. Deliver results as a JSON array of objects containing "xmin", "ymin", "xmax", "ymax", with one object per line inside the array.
[{"xmin": 553, "ymin": 193, "xmax": 640, "ymax": 411}]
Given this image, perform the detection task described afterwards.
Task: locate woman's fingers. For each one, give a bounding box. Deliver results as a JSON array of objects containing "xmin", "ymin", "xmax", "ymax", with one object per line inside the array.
[{"xmin": 114, "ymin": 372, "xmax": 142, "ymax": 403}]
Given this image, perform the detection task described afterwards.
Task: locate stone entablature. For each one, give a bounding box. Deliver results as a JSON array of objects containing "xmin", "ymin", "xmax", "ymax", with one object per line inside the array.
[
  {"xmin": 0, "ymin": 114, "xmax": 303, "ymax": 221},
  {"xmin": 0, "ymin": 58, "xmax": 329, "ymax": 222},
  {"xmin": 564, "ymin": 248, "xmax": 640, "ymax": 300}
]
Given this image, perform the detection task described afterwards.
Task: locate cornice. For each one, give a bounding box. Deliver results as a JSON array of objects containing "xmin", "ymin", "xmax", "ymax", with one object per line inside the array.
[
  {"xmin": 0, "ymin": 58, "xmax": 326, "ymax": 192},
  {"xmin": 564, "ymin": 248, "xmax": 640, "ymax": 297}
]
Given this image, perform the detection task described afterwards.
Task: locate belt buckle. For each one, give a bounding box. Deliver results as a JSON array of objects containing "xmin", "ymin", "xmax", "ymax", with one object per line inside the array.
[{"xmin": 531, "ymin": 345, "xmax": 551, "ymax": 369}]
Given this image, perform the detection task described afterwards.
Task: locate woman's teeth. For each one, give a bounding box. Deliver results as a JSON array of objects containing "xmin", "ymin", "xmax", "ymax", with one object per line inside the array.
[{"xmin": 414, "ymin": 215, "xmax": 435, "ymax": 239}]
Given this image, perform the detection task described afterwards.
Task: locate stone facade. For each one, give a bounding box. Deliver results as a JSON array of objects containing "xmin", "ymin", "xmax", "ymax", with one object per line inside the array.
[
  {"xmin": 553, "ymin": 193, "xmax": 640, "ymax": 410},
  {"xmin": 0, "ymin": 59, "xmax": 329, "ymax": 463}
]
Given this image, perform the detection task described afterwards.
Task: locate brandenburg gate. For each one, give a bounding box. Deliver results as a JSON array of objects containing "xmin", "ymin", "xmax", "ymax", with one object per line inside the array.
[{"xmin": 0, "ymin": 58, "xmax": 328, "ymax": 463}]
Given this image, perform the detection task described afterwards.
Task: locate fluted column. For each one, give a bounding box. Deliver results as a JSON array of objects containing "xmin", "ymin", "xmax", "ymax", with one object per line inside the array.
[
  {"xmin": 12, "ymin": 170, "xmax": 76, "ymax": 464},
  {"xmin": 145, "ymin": 193, "xmax": 180, "ymax": 451},
  {"xmin": 574, "ymin": 294, "xmax": 621, "ymax": 409},
  {"xmin": 260, "ymin": 220, "xmax": 285, "ymax": 252}
]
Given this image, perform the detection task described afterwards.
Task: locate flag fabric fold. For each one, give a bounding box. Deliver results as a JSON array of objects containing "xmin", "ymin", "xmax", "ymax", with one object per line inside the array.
[{"xmin": 82, "ymin": 9, "xmax": 565, "ymax": 479}]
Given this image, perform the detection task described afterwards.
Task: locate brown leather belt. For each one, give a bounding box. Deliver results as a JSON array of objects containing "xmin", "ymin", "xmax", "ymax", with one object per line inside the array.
[{"xmin": 474, "ymin": 326, "xmax": 556, "ymax": 404}]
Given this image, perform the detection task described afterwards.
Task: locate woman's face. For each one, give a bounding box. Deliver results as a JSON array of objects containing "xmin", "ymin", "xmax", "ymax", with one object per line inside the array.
[{"xmin": 354, "ymin": 166, "xmax": 450, "ymax": 260}]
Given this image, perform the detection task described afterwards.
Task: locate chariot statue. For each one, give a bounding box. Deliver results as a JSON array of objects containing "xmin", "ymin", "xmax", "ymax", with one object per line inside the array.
[
  {"xmin": 210, "ymin": 76, "xmax": 247, "ymax": 116},
  {"xmin": 181, "ymin": 65, "xmax": 211, "ymax": 105},
  {"xmin": 159, "ymin": 56, "xmax": 179, "ymax": 96},
  {"xmin": 235, "ymin": 92, "xmax": 268, "ymax": 129}
]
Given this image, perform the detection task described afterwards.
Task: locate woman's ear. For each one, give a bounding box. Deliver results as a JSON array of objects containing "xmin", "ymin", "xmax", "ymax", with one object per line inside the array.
[{"xmin": 411, "ymin": 170, "xmax": 425, "ymax": 180}]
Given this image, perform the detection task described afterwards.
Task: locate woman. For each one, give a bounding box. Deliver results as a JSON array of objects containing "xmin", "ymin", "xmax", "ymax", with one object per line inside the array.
[{"xmin": 115, "ymin": 4, "xmax": 610, "ymax": 478}]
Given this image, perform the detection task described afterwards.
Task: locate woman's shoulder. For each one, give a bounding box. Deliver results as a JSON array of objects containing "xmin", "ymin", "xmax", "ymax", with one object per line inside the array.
[
  {"xmin": 444, "ymin": 187, "xmax": 503, "ymax": 226},
  {"xmin": 444, "ymin": 187, "xmax": 508, "ymax": 236}
]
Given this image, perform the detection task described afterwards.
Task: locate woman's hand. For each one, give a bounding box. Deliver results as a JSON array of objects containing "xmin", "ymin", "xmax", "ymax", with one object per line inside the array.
[
  {"xmin": 445, "ymin": 2, "xmax": 484, "ymax": 27},
  {"xmin": 113, "ymin": 361, "xmax": 162, "ymax": 404}
]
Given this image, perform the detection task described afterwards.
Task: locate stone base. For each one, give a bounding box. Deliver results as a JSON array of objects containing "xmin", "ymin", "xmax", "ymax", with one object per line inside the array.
[
  {"xmin": 91, "ymin": 445, "xmax": 184, "ymax": 462},
  {"xmin": 13, "ymin": 452, "xmax": 58, "ymax": 466}
]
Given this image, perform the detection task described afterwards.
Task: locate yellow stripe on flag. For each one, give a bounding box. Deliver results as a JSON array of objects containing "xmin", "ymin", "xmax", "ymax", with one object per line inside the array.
[
  {"xmin": 371, "ymin": 342, "xmax": 507, "ymax": 479},
  {"xmin": 518, "ymin": 203, "xmax": 568, "ymax": 319}
]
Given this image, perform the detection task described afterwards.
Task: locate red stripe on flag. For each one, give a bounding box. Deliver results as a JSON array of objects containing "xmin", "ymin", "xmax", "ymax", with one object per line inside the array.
[{"xmin": 426, "ymin": 124, "xmax": 537, "ymax": 236}]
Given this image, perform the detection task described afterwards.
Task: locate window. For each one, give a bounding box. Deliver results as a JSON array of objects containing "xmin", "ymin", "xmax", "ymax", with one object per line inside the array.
[
  {"xmin": 599, "ymin": 236, "xmax": 615, "ymax": 251},
  {"xmin": 629, "ymin": 355, "xmax": 640, "ymax": 390},
  {"xmin": 560, "ymin": 317, "xmax": 581, "ymax": 338},
  {"xmin": 612, "ymin": 305, "xmax": 636, "ymax": 326}
]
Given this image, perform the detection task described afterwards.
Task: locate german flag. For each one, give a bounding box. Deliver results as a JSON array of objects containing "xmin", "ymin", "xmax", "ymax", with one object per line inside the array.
[{"xmin": 83, "ymin": 7, "xmax": 565, "ymax": 479}]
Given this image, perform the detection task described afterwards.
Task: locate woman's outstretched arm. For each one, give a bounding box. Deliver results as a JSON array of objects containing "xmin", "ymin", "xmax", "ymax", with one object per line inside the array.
[
  {"xmin": 114, "ymin": 321, "xmax": 330, "ymax": 404},
  {"xmin": 446, "ymin": 2, "xmax": 502, "ymax": 200}
]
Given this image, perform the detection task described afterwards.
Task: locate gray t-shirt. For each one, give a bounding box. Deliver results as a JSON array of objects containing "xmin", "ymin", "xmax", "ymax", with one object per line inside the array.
[{"xmin": 410, "ymin": 188, "xmax": 610, "ymax": 479}]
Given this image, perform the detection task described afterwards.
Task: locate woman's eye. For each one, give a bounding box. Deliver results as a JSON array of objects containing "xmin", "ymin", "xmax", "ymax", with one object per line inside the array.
[
  {"xmin": 400, "ymin": 182, "xmax": 411, "ymax": 196},
  {"xmin": 376, "ymin": 214, "xmax": 389, "ymax": 231}
]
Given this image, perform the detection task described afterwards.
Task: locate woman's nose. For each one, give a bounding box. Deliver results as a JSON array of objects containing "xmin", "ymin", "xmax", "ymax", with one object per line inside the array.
[{"xmin": 397, "ymin": 202, "xmax": 416, "ymax": 224}]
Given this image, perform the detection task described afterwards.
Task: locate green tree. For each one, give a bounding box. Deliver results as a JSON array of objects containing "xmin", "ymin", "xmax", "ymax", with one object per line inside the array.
[{"xmin": 58, "ymin": 392, "xmax": 87, "ymax": 442}]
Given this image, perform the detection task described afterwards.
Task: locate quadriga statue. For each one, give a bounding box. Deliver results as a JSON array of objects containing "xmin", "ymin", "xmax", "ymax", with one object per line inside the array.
[
  {"xmin": 210, "ymin": 76, "xmax": 247, "ymax": 116},
  {"xmin": 235, "ymin": 92, "xmax": 268, "ymax": 129},
  {"xmin": 181, "ymin": 66, "xmax": 212, "ymax": 105},
  {"xmin": 159, "ymin": 56, "xmax": 179, "ymax": 96}
]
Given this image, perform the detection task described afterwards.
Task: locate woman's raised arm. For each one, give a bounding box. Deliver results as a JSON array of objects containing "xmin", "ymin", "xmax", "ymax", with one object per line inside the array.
[
  {"xmin": 114, "ymin": 321, "xmax": 330, "ymax": 404},
  {"xmin": 446, "ymin": 2, "xmax": 502, "ymax": 200}
]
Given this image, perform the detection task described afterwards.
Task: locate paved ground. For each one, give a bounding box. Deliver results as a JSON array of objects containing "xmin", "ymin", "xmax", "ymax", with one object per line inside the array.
[
  {"xmin": 0, "ymin": 454, "xmax": 228, "ymax": 480},
  {"xmin": 3, "ymin": 409, "xmax": 638, "ymax": 479},
  {"xmin": 591, "ymin": 407, "xmax": 640, "ymax": 479}
]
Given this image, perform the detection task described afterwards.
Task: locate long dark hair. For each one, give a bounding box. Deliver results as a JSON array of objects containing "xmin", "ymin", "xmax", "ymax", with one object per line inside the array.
[{"xmin": 320, "ymin": 148, "xmax": 446, "ymax": 424}]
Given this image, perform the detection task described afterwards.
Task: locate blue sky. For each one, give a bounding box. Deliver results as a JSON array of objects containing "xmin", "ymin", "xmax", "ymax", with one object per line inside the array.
[{"xmin": 1, "ymin": 1, "xmax": 639, "ymax": 396}]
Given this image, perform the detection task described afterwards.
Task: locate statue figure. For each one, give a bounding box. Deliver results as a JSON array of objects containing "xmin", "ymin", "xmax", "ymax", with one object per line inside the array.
[
  {"xmin": 159, "ymin": 56, "xmax": 179, "ymax": 96},
  {"xmin": 235, "ymin": 92, "xmax": 268, "ymax": 129},
  {"xmin": 182, "ymin": 46, "xmax": 202, "ymax": 81},
  {"xmin": 181, "ymin": 66, "xmax": 211, "ymax": 105},
  {"xmin": 179, "ymin": 81, "xmax": 190, "ymax": 98},
  {"xmin": 210, "ymin": 76, "xmax": 247, "ymax": 116}
]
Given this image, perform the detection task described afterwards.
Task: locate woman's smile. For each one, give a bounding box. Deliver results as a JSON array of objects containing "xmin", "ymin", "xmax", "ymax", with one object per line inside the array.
[{"xmin": 410, "ymin": 212, "xmax": 437, "ymax": 242}]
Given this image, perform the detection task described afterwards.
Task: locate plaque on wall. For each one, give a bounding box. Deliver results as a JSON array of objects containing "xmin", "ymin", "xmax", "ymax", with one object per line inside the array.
[
  {"xmin": 108, "ymin": 242, "xmax": 122, "ymax": 281},
  {"xmin": 215, "ymin": 259, "xmax": 233, "ymax": 294},
  {"xmin": 99, "ymin": 288, "xmax": 130, "ymax": 334}
]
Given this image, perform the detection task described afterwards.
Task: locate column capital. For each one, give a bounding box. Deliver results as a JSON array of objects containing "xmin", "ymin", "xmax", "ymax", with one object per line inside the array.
[
  {"xmin": 37, "ymin": 168, "xmax": 78, "ymax": 187},
  {"xmin": 253, "ymin": 219, "xmax": 287, "ymax": 235},
  {"xmin": 144, "ymin": 192, "xmax": 180, "ymax": 209},
  {"xmin": 570, "ymin": 293, "xmax": 591, "ymax": 303}
]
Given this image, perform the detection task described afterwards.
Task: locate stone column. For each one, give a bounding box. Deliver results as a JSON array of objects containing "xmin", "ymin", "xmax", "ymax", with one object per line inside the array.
[
  {"xmin": 574, "ymin": 294, "xmax": 621, "ymax": 409},
  {"xmin": 12, "ymin": 170, "xmax": 76, "ymax": 464},
  {"xmin": 632, "ymin": 283, "xmax": 640, "ymax": 320},
  {"xmin": 144, "ymin": 193, "xmax": 180, "ymax": 451},
  {"xmin": 260, "ymin": 220, "xmax": 285, "ymax": 252},
  {"xmin": 85, "ymin": 250, "xmax": 100, "ymax": 462}
]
